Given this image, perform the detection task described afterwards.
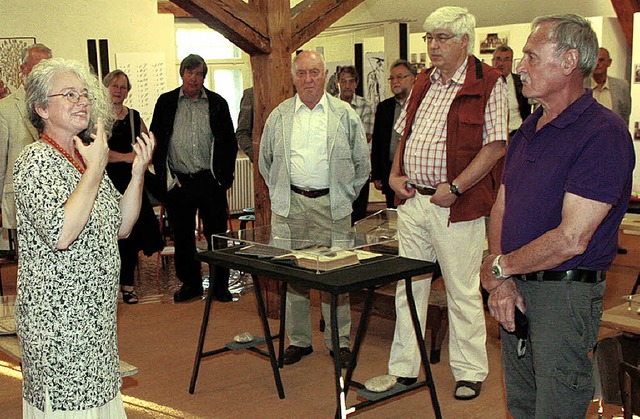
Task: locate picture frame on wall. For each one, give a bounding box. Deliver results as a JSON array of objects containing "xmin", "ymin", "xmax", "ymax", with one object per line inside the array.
[
  {"xmin": 480, "ymin": 32, "xmax": 508, "ymax": 54},
  {"xmin": 0, "ymin": 37, "xmax": 36, "ymax": 92}
]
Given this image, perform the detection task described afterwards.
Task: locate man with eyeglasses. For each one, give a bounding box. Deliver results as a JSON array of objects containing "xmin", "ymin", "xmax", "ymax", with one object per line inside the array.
[
  {"xmin": 371, "ymin": 59, "xmax": 416, "ymax": 209},
  {"xmin": 492, "ymin": 44, "xmax": 532, "ymax": 137},
  {"xmin": 336, "ymin": 65, "xmax": 374, "ymax": 224},
  {"xmin": 0, "ymin": 43, "xmax": 52, "ymax": 236},
  {"xmin": 151, "ymin": 54, "xmax": 237, "ymax": 304},
  {"xmin": 379, "ymin": 6, "xmax": 507, "ymax": 400},
  {"xmin": 259, "ymin": 50, "xmax": 369, "ymax": 368}
]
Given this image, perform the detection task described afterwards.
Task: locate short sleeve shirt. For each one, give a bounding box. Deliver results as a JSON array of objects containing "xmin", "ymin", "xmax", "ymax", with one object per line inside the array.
[{"xmin": 501, "ymin": 91, "xmax": 634, "ymax": 270}]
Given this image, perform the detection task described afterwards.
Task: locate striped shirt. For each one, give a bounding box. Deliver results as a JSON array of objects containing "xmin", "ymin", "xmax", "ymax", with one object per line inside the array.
[
  {"xmin": 396, "ymin": 60, "xmax": 507, "ymax": 187},
  {"xmin": 168, "ymin": 88, "xmax": 213, "ymax": 174}
]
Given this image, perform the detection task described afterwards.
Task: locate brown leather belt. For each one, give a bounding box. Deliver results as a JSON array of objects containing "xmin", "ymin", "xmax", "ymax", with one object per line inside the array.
[
  {"xmin": 291, "ymin": 185, "xmax": 330, "ymax": 198},
  {"xmin": 414, "ymin": 185, "xmax": 436, "ymax": 196},
  {"xmin": 515, "ymin": 269, "xmax": 604, "ymax": 283}
]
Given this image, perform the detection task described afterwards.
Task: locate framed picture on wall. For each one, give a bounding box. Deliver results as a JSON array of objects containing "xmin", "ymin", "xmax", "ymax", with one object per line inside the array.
[
  {"xmin": 0, "ymin": 37, "xmax": 36, "ymax": 92},
  {"xmin": 480, "ymin": 32, "xmax": 508, "ymax": 54}
]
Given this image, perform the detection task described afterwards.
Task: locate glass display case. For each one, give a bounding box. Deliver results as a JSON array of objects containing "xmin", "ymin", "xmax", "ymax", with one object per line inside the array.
[{"xmin": 211, "ymin": 209, "xmax": 399, "ymax": 273}]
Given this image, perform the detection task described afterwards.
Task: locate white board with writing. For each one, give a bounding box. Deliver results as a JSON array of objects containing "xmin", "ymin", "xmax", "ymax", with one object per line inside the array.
[{"xmin": 115, "ymin": 53, "xmax": 166, "ymax": 124}]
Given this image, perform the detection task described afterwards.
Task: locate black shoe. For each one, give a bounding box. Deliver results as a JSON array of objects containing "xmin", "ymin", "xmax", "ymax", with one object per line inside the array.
[
  {"xmin": 329, "ymin": 347, "xmax": 353, "ymax": 368},
  {"xmin": 122, "ymin": 290, "xmax": 139, "ymax": 305},
  {"xmin": 173, "ymin": 284, "xmax": 203, "ymax": 303},
  {"xmin": 212, "ymin": 289, "xmax": 233, "ymax": 303},
  {"xmin": 283, "ymin": 345, "xmax": 313, "ymax": 365},
  {"xmin": 396, "ymin": 376, "xmax": 417, "ymax": 386}
]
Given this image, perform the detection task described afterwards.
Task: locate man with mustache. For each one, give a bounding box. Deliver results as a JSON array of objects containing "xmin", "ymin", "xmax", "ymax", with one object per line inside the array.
[
  {"xmin": 151, "ymin": 54, "xmax": 237, "ymax": 303},
  {"xmin": 481, "ymin": 15, "xmax": 634, "ymax": 417}
]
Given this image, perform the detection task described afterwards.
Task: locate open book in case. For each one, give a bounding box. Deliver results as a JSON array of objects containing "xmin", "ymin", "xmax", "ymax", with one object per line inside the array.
[{"xmin": 212, "ymin": 209, "xmax": 399, "ymax": 273}]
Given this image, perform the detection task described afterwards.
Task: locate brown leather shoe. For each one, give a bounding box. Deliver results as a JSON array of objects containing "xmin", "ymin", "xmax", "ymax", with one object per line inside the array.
[
  {"xmin": 283, "ymin": 345, "xmax": 313, "ymax": 365},
  {"xmin": 329, "ymin": 347, "xmax": 353, "ymax": 368}
]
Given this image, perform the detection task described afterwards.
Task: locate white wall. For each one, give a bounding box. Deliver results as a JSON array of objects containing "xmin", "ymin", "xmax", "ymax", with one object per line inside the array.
[{"xmin": 0, "ymin": 0, "xmax": 176, "ymax": 101}]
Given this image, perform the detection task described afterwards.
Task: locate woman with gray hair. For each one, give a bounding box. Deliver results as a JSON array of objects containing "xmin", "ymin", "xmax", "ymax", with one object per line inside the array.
[
  {"xmin": 13, "ymin": 57, "xmax": 155, "ymax": 416},
  {"xmin": 103, "ymin": 69, "xmax": 163, "ymax": 304}
]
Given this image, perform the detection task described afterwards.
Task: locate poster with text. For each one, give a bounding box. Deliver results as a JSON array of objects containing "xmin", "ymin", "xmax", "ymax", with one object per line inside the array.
[{"xmin": 115, "ymin": 53, "xmax": 166, "ymax": 124}]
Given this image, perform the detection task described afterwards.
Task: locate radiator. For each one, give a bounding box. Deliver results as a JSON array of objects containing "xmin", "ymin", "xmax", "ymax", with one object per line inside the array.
[{"xmin": 227, "ymin": 156, "xmax": 255, "ymax": 214}]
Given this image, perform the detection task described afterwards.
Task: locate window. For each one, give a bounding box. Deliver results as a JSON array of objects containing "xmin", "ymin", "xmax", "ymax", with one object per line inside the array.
[{"xmin": 175, "ymin": 22, "xmax": 245, "ymax": 127}]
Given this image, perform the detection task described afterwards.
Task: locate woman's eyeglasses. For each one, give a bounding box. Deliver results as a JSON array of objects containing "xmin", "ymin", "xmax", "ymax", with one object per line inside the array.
[{"xmin": 48, "ymin": 90, "xmax": 94, "ymax": 103}]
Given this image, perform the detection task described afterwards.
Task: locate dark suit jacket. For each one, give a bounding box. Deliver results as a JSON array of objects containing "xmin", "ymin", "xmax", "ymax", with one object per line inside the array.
[
  {"xmin": 512, "ymin": 73, "xmax": 531, "ymax": 121},
  {"xmin": 371, "ymin": 96, "xmax": 398, "ymax": 195},
  {"xmin": 150, "ymin": 87, "xmax": 237, "ymax": 200}
]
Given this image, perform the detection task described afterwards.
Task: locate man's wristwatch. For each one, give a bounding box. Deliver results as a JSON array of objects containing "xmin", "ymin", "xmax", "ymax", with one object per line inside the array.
[
  {"xmin": 492, "ymin": 255, "xmax": 511, "ymax": 280},
  {"xmin": 449, "ymin": 183, "xmax": 461, "ymax": 197}
]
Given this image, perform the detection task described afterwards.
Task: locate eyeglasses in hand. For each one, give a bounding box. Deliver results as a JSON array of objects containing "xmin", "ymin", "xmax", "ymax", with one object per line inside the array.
[{"xmin": 48, "ymin": 90, "xmax": 94, "ymax": 103}]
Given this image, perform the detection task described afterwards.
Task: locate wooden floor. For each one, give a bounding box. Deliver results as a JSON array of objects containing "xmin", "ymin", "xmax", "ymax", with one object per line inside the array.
[{"xmin": 0, "ymin": 227, "xmax": 638, "ymax": 418}]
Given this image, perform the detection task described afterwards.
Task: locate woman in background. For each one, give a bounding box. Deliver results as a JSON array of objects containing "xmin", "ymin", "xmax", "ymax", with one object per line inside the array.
[
  {"xmin": 14, "ymin": 58, "xmax": 155, "ymax": 416},
  {"xmin": 103, "ymin": 69, "xmax": 163, "ymax": 304}
]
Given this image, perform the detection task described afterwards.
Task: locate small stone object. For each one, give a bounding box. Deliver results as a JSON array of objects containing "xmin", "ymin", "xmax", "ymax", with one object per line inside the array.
[
  {"xmin": 364, "ymin": 375, "xmax": 398, "ymax": 393},
  {"xmin": 233, "ymin": 332, "xmax": 254, "ymax": 343}
]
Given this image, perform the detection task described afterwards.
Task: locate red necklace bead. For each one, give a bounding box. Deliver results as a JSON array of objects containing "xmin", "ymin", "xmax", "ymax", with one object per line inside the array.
[{"xmin": 40, "ymin": 133, "xmax": 86, "ymax": 174}]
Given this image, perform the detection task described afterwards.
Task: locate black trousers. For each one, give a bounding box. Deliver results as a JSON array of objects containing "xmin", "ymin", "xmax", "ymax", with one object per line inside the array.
[
  {"xmin": 351, "ymin": 180, "xmax": 370, "ymax": 225},
  {"xmin": 166, "ymin": 172, "xmax": 229, "ymax": 293}
]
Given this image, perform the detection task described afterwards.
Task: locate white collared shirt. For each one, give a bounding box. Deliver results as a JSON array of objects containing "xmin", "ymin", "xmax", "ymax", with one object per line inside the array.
[
  {"xmin": 505, "ymin": 73, "xmax": 523, "ymax": 132},
  {"xmin": 290, "ymin": 93, "xmax": 330, "ymax": 189},
  {"xmin": 591, "ymin": 77, "xmax": 613, "ymax": 110}
]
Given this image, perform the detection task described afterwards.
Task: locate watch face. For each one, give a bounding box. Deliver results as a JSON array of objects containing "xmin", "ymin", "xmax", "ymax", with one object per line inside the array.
[{"xmin": 492, "ymin": 265, "xmax": 500, "ymax": 277}]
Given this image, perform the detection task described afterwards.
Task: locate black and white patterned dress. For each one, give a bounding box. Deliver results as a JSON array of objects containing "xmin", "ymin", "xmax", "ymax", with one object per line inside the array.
[{"xmin": 13, "ymin": 141, "xmax": 123, "ymax": 412}]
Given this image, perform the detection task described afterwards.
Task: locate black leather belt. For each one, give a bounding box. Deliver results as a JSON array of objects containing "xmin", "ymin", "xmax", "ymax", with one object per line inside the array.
[
  {"xmin": 515, "ymin": 269, "xmax": 604, "ymax": 283},
  {"xmin": 291, "ymin": 185, "xmax": 330, "ymax": 198},
  {"xmin": 174, "ymin": 170, "xmax": 210, "ymax": 183},
  {"xmin": 414, "ymin": 185, "xmax": 436, "ymax": 196}
]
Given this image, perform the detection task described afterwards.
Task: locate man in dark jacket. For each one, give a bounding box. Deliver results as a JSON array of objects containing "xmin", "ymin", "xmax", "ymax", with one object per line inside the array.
[
  {"xmin": 150, "ymin": 54, "xmax": 237, "ymax": 303},
  {"xmin": 371, "ymin": 59, "xmax": 416, "ymax": 208},
  {"xmin": 492, "ymin": 44, "xmax": 531, "ymax": 136}
]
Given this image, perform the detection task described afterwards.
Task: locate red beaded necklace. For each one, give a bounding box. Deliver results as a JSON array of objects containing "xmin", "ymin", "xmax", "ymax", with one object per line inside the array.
[{"xmin": 40, "ymin": 133, "xmax": 86, "ymax": 174}]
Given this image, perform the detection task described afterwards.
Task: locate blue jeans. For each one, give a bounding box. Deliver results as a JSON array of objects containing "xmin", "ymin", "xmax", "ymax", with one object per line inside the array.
[{"xmin": 501, "ymin": 279, "xmax": 605, "ymax": 419}]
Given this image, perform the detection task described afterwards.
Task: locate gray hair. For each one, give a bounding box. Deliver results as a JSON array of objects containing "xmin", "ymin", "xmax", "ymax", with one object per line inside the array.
[
  {"xmin": 26, "ymin": 58, "xmax": 113, "ymax": 140},
  {"xmin": 103, "ymin": 69, "xmax": 131, "ymax": 91},
  {"xmin": 390, "ymin": 59, "xmax": 417, "ymax": 76},
  {"xmin": 531, "ymin": 14, "xmax": 599, "ymax": 77},
  {"xmin": 338, "ymin": 65, "xmax": 359, "ymax": 84},
  {"xmin": 20, "ymin": 43, "xmax": 52, "ymax": 66},
  {"xmin": 423, "ymin": 7, "xmax": 476, "ymax": 56},
  {"xmin": 493, "ymin": 44, "xmax": 513, "ymax": 57},
  {"xmin": 291, "ymin": 50, "xmax": 326, "ymax": 75}
]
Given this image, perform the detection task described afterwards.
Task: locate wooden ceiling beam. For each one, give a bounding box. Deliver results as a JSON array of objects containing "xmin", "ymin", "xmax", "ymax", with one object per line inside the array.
[
  {"xmin": 169, "ymin": 0, "xmax": 271, "ymax": 55},
  {"xmin": 610, "ymin": 0, "xmax": 640, "ymax": 49},
  {"xmin": 158, "ymin": 2, "xmax": 192, "ymax": 18},
  {"xmin": 290, "ymin": 0, "xmax": 365, "ymax": 51}
]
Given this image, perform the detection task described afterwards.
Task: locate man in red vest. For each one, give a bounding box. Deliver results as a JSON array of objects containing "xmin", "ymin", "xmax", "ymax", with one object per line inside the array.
[{"xmin": 384, "ymin": 6, "xmax": 507, "ymax": 400}]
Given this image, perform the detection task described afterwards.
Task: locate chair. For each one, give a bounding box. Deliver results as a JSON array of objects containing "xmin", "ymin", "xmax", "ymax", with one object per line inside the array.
[
  {"xmin": 619, "ymin": 361, "xmax": 640, "ymax": 419},
  {"xmin": 595, "ymin": 334, "xmax": 640, "ymax": 408},
  {"xmin": 239, "ymin": 207, "xmax": 255, "ymax": 230},
  {"xmin": 154, "ymin": 205, "xmax": 175, "ymax": 291}
]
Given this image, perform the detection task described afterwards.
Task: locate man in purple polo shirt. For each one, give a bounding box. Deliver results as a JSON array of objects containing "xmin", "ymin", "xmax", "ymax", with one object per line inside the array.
[{"xmin": 480, "ymin": 15, "xmax": 634, "ymax": 418}]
